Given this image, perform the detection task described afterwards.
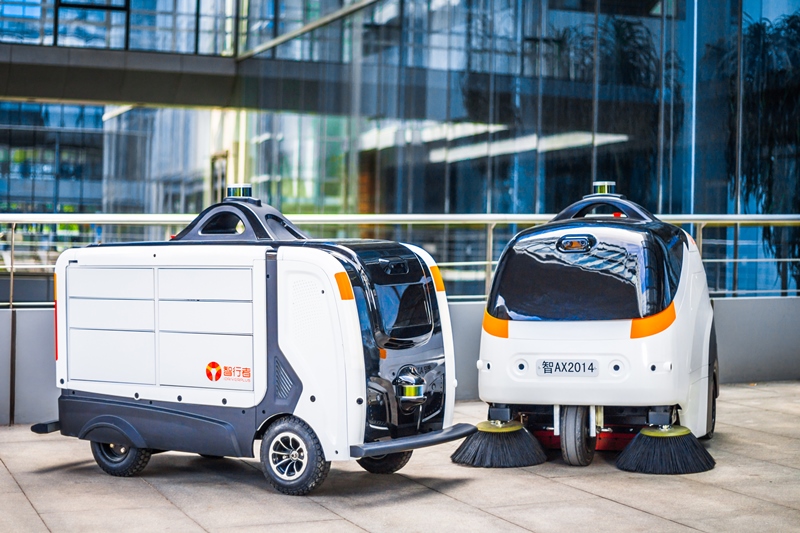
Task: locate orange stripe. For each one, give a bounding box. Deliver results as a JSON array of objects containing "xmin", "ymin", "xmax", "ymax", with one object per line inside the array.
[
  {"xmin": 483, "ymin": 310, "xmax": 508, "ymax": 338},
  {"xmin": 334, "ymin": 272, "xmax": 354, "ymax": 300},
  {"xmin": 379, "ymin": 348, "xmax": 387, "ymax": 360},
  {"xmin": 630, "ymin": 302, "xmax": 676, "ymax": 338},
  {"xmin": 430, "ymin": 265, "xmax": 445, "ymax": 292}
]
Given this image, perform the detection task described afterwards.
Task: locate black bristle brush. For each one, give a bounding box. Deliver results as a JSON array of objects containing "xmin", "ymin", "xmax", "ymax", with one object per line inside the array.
[
  {"xmin": 451, "ymin": 420, "xmax": 547, "ymax": 468},
  {"xmin": 615, "ymin": 425, "xmax": 715, "ymax": 475}
]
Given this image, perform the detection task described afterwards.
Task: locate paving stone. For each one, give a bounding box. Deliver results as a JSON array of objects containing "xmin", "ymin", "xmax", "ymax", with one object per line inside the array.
[
  {"xmin": 491, "ymin": 497, "xmax": 696, "ymax": 533},
  {"xmin": 0, "ymin": 492, "xmax": 47, "ymax": 532},
  {"xmin": 211, "ymin": 519, "xmax": 367, "ymax": 533},
  {"xmin": 39, "ymin": 507, "xmax": 206, "ymax": 533},
  {"xmin": 0, "ymin": 458, "xmax": 21, "ymax": 494},
  {"xmin": 2, "ymin": 383, "xmax": 800, "ymax": 532}
]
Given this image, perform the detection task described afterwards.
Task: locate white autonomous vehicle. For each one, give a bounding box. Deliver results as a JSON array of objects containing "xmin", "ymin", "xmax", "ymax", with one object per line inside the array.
[
  {"xmin": 33, "ymin": 188, "xmax": 474, "ymax": 494},
  {"xmin": 478, "ymin": 191, "xmax": 718, "ymax": 466}
]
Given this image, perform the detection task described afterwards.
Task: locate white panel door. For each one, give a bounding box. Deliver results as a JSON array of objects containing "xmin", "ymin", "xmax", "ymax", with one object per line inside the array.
[
  {"xmin": 159, "ymin": 332, "xmax": 253, "ymax": 391},
  {"xmin": 68, "ymin": 329, "xmax": 156, "ymax": 385},
  {"xmin": 68, "ymin": 299, "xmax": 154, "ymax": 331},
  {"xmin": 68, "ymin": 268, "xmax": 154, "ymax": 299},
  {"xmin": 158, "ymin": 268, "xmax": 253, "ymax": 301},
  {"xmin": 158, "ymin": 301, "xmax": 253, "ymax": 335}
]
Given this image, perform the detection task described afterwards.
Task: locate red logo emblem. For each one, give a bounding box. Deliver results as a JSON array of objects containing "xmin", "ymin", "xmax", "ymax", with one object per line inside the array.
[{"xmin": 206, "ymin": 362, "xmax": 221, "ymax": 381}]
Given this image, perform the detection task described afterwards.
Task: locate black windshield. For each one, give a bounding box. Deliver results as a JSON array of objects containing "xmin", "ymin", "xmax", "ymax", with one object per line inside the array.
[{"xmin": 488, "ymin": 220, "xmax": 685, "ymax": 321}]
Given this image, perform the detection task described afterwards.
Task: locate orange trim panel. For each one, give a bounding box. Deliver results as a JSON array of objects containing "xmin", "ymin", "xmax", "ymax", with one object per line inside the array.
[
  {"xmin": 430, "ymin": 265, "xmax": 445, "ymax": 292},
  {"xmin": 483, "ymin": 310, "xmax": 509, "ymax": 338},
  {"xmin": 630, "ymin": 302, "xmax": 676, "ymax": 338},
  {"xmin": 334, "ymin": 272, "xmax": 354, "ymax": 300}
]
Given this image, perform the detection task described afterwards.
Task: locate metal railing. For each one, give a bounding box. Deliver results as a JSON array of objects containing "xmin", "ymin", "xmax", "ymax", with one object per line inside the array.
[{"xmin": 2, "ymin": 212, "xmax": 800, "ymax": 307}]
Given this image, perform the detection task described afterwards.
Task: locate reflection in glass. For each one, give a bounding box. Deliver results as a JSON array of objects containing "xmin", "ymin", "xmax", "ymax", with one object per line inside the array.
[
  {"xmin": 198, "ymin": 0, "xmax": 234, "ymax": 55},
  {"xmin": 714, "ymin": 4, "xmax": 800, "ymax": 293},
  {"xmin": 375, "ymin": 283, "xmax": 430, "ymax": 332},
  {"xmin": 0, "ymin": 102, "xmax": 104, "ymax": 213},
  {"xmin": 4, "ymin": 0, "xmax": 797, "ymax": 296},
  {"xmin": 57, "ymin": 7, "xmax": 125, "ymax": 49},
  {"xmin": 0, "ymin": 0, "xmax": 55, "ymax": 45}
]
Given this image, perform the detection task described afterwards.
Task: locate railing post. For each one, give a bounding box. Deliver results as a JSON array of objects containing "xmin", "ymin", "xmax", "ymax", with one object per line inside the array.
[
  {"xmin": 9, "ymin": 222, "xmax": 15, "ymax": 308},
  {"xmin": 732, "ymin": 223, "xmax": 740, "ymax": 297},
  {"xmin": 484, "ymin": 222, "xmax": 496, "ymax": 297},
  {"xmin": 695, "ymin": 222, "xmax": 705, "ymax": 258},
  {"xmin": 8, "ymin": 222, "xmax": 16, "ymax": 425}
]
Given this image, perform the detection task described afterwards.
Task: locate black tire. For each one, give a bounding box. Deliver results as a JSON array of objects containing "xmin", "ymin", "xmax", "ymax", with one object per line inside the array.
[
  {"xmin": 701, "ymin": 360, "xmax": 719, "ymax": 440},
  {"xmin": 560, "ymin": 405, "xmax": 596, "ymax": 466},
  {"xmin": 90, "ymin": 441, "xmax": 151, "ymax": 477},
  {"xmin": 357, "ymin": 451, "xmax": 413, "ymax": 474},
  {"xmin": 260, "ymin": 416, "xmax": 330, "ymax": 496}
]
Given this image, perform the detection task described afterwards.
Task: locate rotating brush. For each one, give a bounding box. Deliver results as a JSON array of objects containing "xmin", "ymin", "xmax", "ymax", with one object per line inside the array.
[
  {"xmin": 451, "ymin": 420, "xmax": 546, "ymax": 468},
  {"xmin": 615, "ymin": 425, "xmax": 715, "ymax": 475}
]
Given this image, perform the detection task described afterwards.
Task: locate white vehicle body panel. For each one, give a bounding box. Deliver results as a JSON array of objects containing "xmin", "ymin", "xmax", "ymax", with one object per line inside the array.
[
  {"xmin": 56, "ymin": 245, "xmax": 268, "ymax": 409},
  {"xmin": 275, "ymin": 246, "xmax": 363, "ymax": 461},
  {"xmin": 478, "ymin": 230, "xmax": 714, "ymax": 436},
  {"xmin": 54, "ymin": 240, "xmax": 460, "ymax": 462}
]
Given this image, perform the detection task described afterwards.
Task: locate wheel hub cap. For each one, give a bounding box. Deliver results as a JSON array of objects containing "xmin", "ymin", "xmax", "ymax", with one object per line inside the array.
[{"xmin": 269, "ymin": 432, "xmax": 308, "ymax": 481}]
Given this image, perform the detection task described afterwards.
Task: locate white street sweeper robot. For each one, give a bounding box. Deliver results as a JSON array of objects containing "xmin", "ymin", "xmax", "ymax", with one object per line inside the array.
[
  {"xmin": 33, "ymin": 187, "xmax": 474, "ymax": 495},
  {"xmin": 474, "ymin": 190, "xmax": 717, "ymax": 469}
]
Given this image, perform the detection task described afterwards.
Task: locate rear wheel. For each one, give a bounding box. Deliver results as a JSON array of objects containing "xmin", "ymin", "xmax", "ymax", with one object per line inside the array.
[
  {"xmin": 701, "ymin": 360, "xmax": 719, "ymax": 440},
  {"xmin": 560, "ymin": 405, "xmax": 596, "ymax": 466},
  {"xmin": 260, "ymin": 416, "xmax": 330, "ymax": 496},
  {"xmin": 90, "ymin": 441, "xmax": 151, "ymax": 477},
  {"xmin": 357, "ymin": 451, "xmax": 413, "ymax": 474}
]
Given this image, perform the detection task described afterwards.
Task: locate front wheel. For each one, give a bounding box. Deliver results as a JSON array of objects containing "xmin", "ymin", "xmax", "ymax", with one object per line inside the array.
[
  {"xmin": 90, "ymin": 441, "xmax": 151, "ymax": 477},
  {"xmin": 357, "ymin": 451, "xmax": 413, "ymax": 474},
  {"xmin": 260, "ymin": 416, "xmax": 330, "ymax": 496},
  {"xmin": 560, "ymin": 405, "xmax": 596, "ymax": 466}
]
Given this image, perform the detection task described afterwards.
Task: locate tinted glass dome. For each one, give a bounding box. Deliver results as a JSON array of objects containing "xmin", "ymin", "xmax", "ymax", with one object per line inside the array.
[{"xmin": 487, "ymin": 217, "xmax": 686, "ymax": 322}]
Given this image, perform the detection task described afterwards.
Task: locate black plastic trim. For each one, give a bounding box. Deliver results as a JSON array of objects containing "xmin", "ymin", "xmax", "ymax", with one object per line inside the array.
[
  {"xmin": 552, "ymin": 194, "xmax": 655, "ymax": 222},
  {"xmin": 58, "ymin": 392, "xmax": 255, "ymax": 457},
  {"xmin": 349, "ymin": 423, "xmax": 476, "ymax": 458},
  {"xmin": 79, "ymin": 415, "xmax": 147, "ymax": 449},
  {"xmin": 172, "ymin": 198, "xmax": 308, "ymax": 242},
  {"xmin": 254, "ymin": 250, "xmax": 304, "ymax": 432},
  {"xmin": 488, "ymin": 405, "xmax": 512, "ymax": 422},
  {"xmin": 30, "ymin": 421, "xmax": 61, "ymax": 434}
]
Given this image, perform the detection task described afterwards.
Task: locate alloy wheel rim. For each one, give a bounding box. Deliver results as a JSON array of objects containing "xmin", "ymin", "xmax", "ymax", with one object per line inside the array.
[{"xmin": 269, "ymin": 432, "xmax": 308, "ymax": 481}]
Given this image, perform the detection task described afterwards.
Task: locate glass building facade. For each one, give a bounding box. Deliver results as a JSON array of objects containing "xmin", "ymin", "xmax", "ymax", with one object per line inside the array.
[
  {"xmin": 1, "ymin": 0, "xmax": 799, "ymax": 296},
  {"xmin": 0, "ymin": 102, "xmax": 104, "ymax": 213}
]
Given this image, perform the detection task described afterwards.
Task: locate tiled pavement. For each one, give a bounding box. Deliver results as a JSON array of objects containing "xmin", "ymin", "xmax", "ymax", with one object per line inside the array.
[{"xmin": 2, "ymin": 382, "xmax": 800, "ymax": 532}]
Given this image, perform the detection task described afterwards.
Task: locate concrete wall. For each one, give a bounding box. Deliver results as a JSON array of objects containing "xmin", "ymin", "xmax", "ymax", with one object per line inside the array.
[
  {"xmin": 13, "ymin": 310, "xmax": 58, "ymax": 424},
  {"xmin": 450, "ymin": 302, "xmax": 484, "ymax": 401},
  {"xmin": 0, "ymin": 309, "xmax": 59, "ymax": 425},
  {"xmin": 0, "ymin": 311, "xmax": 10, "ymax": 425},
  {"xmin": 713, "ymin": 297, "xmax": 800, "ymax": 383},
  {"xmin": 3, "ymin": 298, "xmax": 800, "ymax": 424}
]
